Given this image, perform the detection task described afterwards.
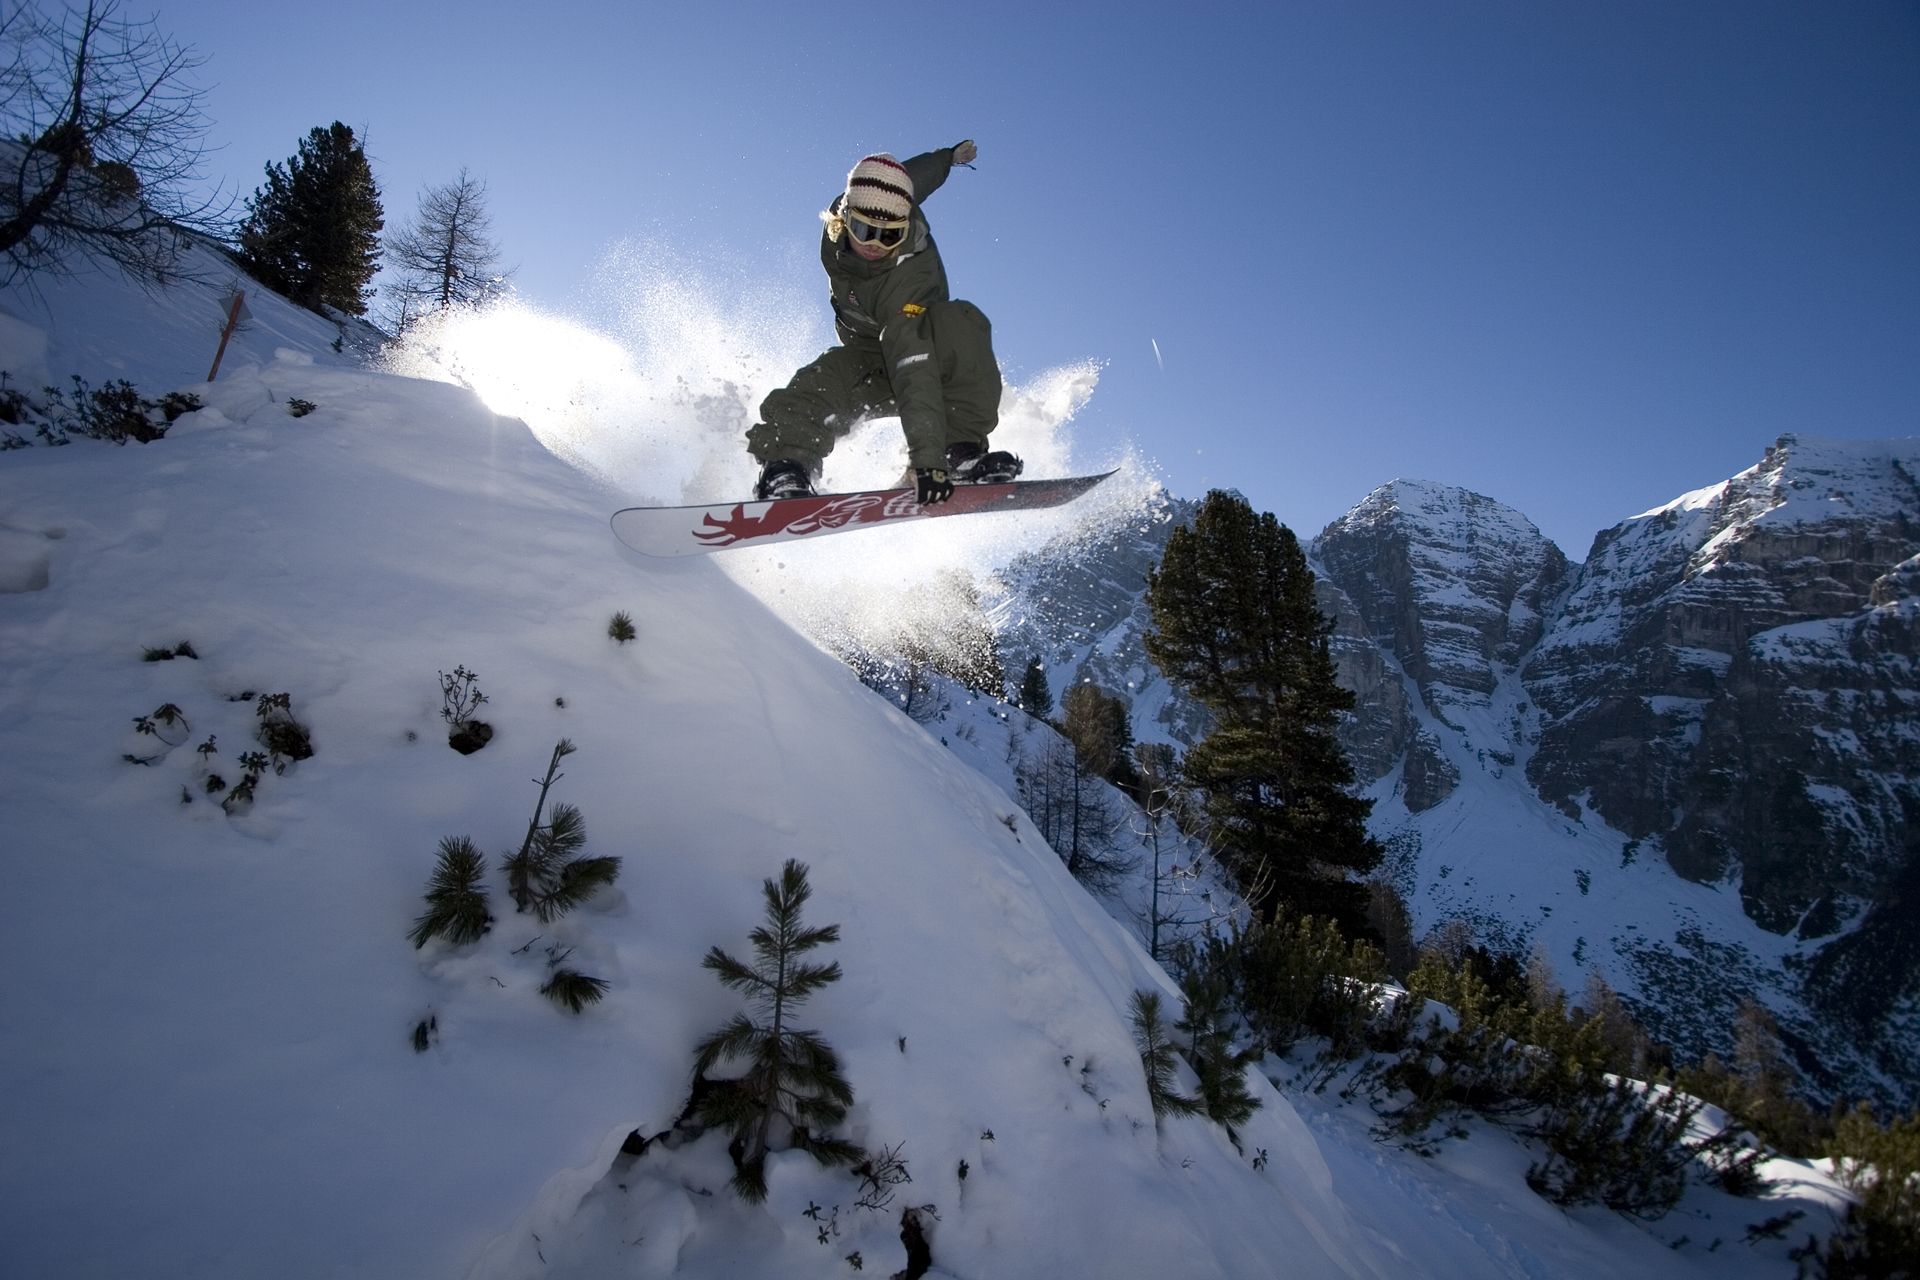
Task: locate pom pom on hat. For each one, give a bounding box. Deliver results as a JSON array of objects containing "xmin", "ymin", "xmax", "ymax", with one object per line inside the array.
[{"xmin": 845, "ymin": 153, "xmax": 914, "ymax": 222}]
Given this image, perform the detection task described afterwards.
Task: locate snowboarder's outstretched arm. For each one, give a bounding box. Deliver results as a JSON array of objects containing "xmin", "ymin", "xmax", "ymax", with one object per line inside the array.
[{"xmin": 902, "ymin": 140, "xmax": 977, "ymax": 207}]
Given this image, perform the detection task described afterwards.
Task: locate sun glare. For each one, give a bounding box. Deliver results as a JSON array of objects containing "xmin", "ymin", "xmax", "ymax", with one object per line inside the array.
[{"xmin": 385, "ymin": 301, "xmax": 636, "ymax": 432}]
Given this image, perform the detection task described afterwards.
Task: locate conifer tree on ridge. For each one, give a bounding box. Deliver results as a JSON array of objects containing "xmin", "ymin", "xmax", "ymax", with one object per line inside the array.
[
  {"xmin": 237, "ymin": 121, "xmax": 383, "ymax": 315},
  {"xmin": 1144, "ymin": 490, "xmax": 1381, "ymax": 926}
]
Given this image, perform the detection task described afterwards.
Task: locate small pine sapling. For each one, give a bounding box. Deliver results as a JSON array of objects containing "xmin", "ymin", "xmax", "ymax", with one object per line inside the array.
[
  {"xmin": 1175, "ymin": 961, "xmax": 1263, "ymax": 1145},
  {"xmin": 408, "ymin": 836, "xmax": 494, "ymax": 948},
  {"xmin": 693, "ymin": 859, "xmax": 859, "ymax": 1201},
  {"xmin": 608, "ymin": 611, "xmax": 637, "ymax": 643},
  {"xmin": 286, "ymin": 397, "xmax": 317, "ymax": 418},
  {"xmin": 502, "ymin": 740, "xmax": 621, "ymax": 921},
  {"xmin": 1130, "ymin": 989, "xmax": 1204, "ymax": 1124}
]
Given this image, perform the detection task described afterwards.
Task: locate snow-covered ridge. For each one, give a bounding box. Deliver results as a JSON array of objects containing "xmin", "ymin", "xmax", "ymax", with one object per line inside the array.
[{"xmin": 1647, "ymin": 434, "xmax": 1920, "ymax": 546}]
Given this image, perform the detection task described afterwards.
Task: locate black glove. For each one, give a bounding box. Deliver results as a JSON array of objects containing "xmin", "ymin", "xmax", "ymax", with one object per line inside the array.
[{"xmin": 915, "ymin": 468, "xmax": 954, "ymax": 505}]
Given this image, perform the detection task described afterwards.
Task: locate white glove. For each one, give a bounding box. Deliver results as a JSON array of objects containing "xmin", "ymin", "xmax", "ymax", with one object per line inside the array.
[{"xmin": 952, "ymin": 139, "xmax": 978, "ymax": 166}]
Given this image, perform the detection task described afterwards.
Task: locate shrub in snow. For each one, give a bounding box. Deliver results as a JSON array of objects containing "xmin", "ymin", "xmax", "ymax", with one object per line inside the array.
[
  {"xmin": 77, "ymin": 377, "xmax": 164, "ymax": 443},
  {"xmin": 411, "ymin": 1014, "xmax": 439, "ymax": 1052},
  {"xmin": 407, "ymin": 836, "xmax": 493, "ymax": 949},
  {"xmin": 141, "ymin": 640, "xmax": 197, "ymax": 662},
  {"xmin": 607, "ymin": 610, "xmax": 636, "ymax": 643},
  {"xmin": 131, "ymin": 701, "xmax": 190, "ymax": 747},
  {"xmin": 692, "ymin": 858, "xmax": 859, "ymax": 1201},
  {"xmin": 438, "ymin": 665, "xmax": 492, "ymax": 754},
  {"xmin": 1806, "ymin": 1103, "xmax": 1920, "ymax": 1276},
  {"xmin": 0, "ymin": 375, "xmax": 200, "ymax": 447},
  {"xmin": 1523, "ymin": 1077, "xmax": 1701, "ymax": 1217},
  {"xmin": 1373, "ymin": 961, "xmax": 1531, "ymax": 1140},
  {"xmin": 851, "ymin": 1142, "xmax": 912, "ymax": 1213},
  {"xmin": 157, "ymin": 391, "xmax": 201, "ymax": 423},
  {"xmin": 1130, "ymin": 989, "xmax": 1202, "ymax": 1124},
  {"xmin": 1193, "ymin": 912, "xmax": 1385, "ymax": 1059},
  {"xmin": 254, "ymin": 692, "xmax": 313, "ymax": 769},
  {"xmin": 286, "ymin": 398, "xmax": 316, "ymax": 418},
  {"xmin": 0, "ymin": 376, "xmax": 28, "ymax": 426},
  {"xmin": 221, "ymin": 750, "xmax": 271, "ymax": 815}
]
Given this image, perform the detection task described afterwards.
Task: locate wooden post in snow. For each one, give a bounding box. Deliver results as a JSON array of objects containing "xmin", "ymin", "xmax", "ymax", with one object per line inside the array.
[{"xmin": 207, "ymin": 289, "xmax": 249, "ymax": 382}]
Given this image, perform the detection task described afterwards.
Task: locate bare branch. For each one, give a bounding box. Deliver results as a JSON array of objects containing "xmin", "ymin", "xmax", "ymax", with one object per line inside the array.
[{"xmin": 0, "ymin": 0, "xmax": 233, "ymax": 286}]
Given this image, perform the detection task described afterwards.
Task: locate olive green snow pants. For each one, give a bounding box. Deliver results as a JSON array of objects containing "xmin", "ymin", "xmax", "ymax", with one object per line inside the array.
[{"xmin": 746, "ymin": 299, "xmax": 1001, "ymax": 473}]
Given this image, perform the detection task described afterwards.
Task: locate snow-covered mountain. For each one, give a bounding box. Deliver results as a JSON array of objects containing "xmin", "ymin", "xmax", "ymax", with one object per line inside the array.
[
  {"xmin": 0, "ymin": 235, "xmax": 1868, "ymax": 1279},
  {"xmin": 1008, "ymin": 446, "xmax": 1920, "ymax": 1110}
]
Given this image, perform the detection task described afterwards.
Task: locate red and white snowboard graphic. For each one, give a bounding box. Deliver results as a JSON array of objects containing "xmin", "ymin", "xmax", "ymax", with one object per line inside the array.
[{"xmin": 611, "ymin": 471, "xmax": 1116, "ymax": 558}]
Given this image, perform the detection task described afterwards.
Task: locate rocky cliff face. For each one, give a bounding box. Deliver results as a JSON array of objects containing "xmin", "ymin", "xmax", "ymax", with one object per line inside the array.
[
  {"xmin": 1526, "ymin": 436, "xmax": 1920, "ymax": 933},
  {"xmin": 1311, "ymin": 480, "xmax": 1568, "ymax": 810},
  {"xmin": 1314, "ymin": 480, "xmax": 1571, "ymax": 725}
]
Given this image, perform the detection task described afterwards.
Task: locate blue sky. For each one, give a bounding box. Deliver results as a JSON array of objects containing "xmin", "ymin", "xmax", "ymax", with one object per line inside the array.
[{"xmin": 158, "ymin": 0, "xmax": 1918, "ymax": 557}]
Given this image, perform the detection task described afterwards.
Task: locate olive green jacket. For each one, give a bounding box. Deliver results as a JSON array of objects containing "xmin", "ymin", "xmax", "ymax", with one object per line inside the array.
[{"xmin": 819, "ymin": 147, "xmax": 966, "ymax": 469}]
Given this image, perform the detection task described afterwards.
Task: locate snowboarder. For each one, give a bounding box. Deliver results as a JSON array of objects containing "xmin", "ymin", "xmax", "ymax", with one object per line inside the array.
[{"xmin": 746, "ymin": 141, "xmax": 1022, "ymax": 506}]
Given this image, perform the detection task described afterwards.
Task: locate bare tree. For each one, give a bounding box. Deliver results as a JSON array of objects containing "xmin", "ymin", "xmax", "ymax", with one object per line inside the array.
[
  {"xmin": 383, "ymin": 168, "xmax": 509, "ymax": 325},
  {"xmin": 0, "ymin": 0, "xmax": 228, "ymax": 285},
  {"xmin": 1016, "ymin": 730, "xmax": 1134, "ymax": 893}
]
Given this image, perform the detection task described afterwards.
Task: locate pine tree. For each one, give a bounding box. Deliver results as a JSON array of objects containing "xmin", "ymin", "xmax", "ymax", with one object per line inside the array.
[
  {"xmin": 237, "ymin": 122, "xmax": 383, "ymax": 314},
  {"xmin": 1130, "ymin": 989, "xmax": 1204, "ymax": 1124},
  {"xmin": 1017, "ymin": 656, "xmax": 1053, "ymax": 719},
  {"xmin": 1144, "ymin": 490, "xmax": 1381, "ymax": 925},
  {"xmin": 1175, "ymin": 961, "xmax": 1262, "ymax": 1145},
  {"xmin": 1822, "ymin": 1103, "xmax": 1920, "ymax": 1273},
  {"xmin": 1061, "ymin": 682, "xmax": 1135, "ymax": 786},
  {"xmin": 383, "ymin": 167, "xmax": 509, "ymax": 322},
  {"xmin": 693, "ymin": 859, "xmax": 859, "ymax": 1201},
  {"xmin": 502, "ymin": 740, "xmax": 621, "ymax": 922},
  {"xmin": 406, "ymin": 836, "xmax": 492, "ymax": 948}
]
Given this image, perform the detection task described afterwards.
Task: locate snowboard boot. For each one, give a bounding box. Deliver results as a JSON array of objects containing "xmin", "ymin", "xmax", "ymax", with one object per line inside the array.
[
  {"xmin": 755, "ymin": 458, "xmax": 816, "ymax": 501},
  {"xmin": 946, "ymin": 441, "xmax": 1024, "ymax": 484}
]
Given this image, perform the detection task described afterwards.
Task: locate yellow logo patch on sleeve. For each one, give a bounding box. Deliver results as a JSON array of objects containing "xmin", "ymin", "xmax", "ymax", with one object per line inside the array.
[{"xmin": 900, "ymin": 303, "xmax": 926, "ymax": 316}]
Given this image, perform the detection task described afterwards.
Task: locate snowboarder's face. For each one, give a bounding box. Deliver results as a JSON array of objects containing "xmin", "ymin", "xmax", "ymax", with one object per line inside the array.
[{"xmin": 845, "ymin": 208, "xmax": 908, "ymax": 260}]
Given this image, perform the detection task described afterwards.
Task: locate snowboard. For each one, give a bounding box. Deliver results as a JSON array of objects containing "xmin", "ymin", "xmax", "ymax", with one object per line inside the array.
[{"xmin": 611, "ymin": 470, "xmax": 1117, "ymax": 558}]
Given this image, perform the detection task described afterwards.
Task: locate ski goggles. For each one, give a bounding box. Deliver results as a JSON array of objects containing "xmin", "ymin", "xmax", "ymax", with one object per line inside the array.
[{"xmin": 845, "ymin": 207, "xmax": 910, "ymax": 248}]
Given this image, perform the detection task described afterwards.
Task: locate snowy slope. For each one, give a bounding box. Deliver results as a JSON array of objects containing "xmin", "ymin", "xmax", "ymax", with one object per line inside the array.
[{"xmin": 0, "ymin": 246, "xmax": 1854, "ymax": 1279}]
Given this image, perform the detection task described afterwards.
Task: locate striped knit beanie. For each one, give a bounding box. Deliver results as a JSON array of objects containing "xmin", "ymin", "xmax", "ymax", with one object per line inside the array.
[{"xmin": 844, "ymin": 153, "xmax": 914, "ymax": 221}]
